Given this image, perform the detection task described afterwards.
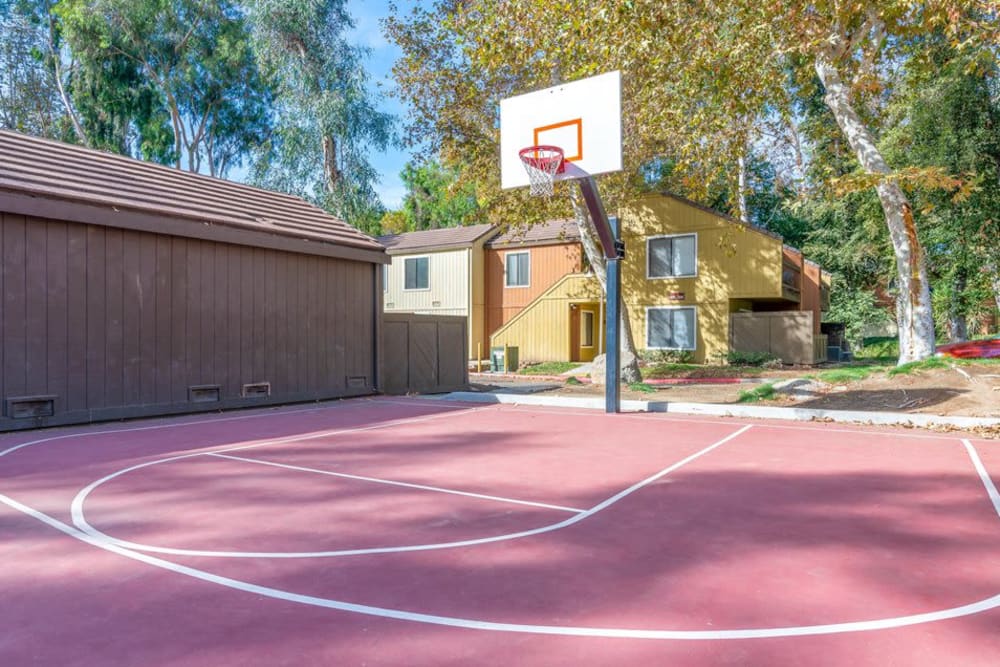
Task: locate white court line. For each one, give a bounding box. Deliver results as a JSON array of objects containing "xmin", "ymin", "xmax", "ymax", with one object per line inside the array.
[
  {"xmin": 71, "ymin": 425, "xmax": 755, "ymax": 558},
  {"xmin": 4, "ymin": 423, "xmax": 1000, "ymax": 639},
  {"xmin": 4, "ymin": 487, "xmax": 1000, "ymax": 640},
  {"xmin": 208, "ymin": 452, "xmax": 585, "ymax": 513},
  {"xmin": 962, "ymin": 439, "xmax": 1000, "ymax": 518}
]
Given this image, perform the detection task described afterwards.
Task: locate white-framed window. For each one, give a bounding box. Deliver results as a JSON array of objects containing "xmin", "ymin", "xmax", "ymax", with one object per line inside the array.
[
  {"xmin": 505, "ymin": 251, "xmax": 530, "ymax": 288},
  {"xmin": 646, "ymin": 306, "xmax": 696, "ymax": 350},
  {"xmin": 581, "ymin": 310, "xmax": 595, "ymax": 347},
  {"xmin": 647, "ymin": 234, "xmax": 697, "ymax": 278},
  {"xmin": 404, "ymin": 256, "xmax": 429, "ymax": 290}
]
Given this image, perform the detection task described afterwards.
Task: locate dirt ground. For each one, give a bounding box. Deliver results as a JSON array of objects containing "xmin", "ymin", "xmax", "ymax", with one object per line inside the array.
[{"xmin": 469, "ymin": 363, "xmax": 1000, "ymax": 420}]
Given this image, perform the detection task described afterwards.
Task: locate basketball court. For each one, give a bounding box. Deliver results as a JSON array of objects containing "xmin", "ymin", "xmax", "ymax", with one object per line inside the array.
[{"xmin": 2, "ymin": 396, "xmax": 999, "ymax": 665}]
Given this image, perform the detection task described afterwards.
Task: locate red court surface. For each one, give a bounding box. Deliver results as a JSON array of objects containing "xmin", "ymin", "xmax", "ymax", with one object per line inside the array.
[{"xmin": 2, "ymin": 397, "xmax": 999, "ymax": 666}]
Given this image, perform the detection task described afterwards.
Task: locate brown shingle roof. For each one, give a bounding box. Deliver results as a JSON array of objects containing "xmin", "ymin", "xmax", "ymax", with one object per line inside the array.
[
  {"xmin": 0, "ymin": 130, "xmax": 384, "ymax": 255},
  {"xmin": 486, "ymin": 219, "xmax": 581, "ymax": 248},
  {"xmin": 377, "ymin": 223, "xmax": 496, "ymax": 254}
]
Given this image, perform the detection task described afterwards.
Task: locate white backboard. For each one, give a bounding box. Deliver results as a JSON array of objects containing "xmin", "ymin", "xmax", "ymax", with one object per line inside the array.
[{"xmin": 500, "ymin": 71, "xmax": 622, "ymax": 190}]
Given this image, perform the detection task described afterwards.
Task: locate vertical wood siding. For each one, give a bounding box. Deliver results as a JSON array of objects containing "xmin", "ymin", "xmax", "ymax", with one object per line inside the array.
[
  {"xmin": 620, "ymin": 197, "xmax": 787, "ymax": 363},
  {"xmin": 491, "ymin": 273, "xmax": 602, "ymax": 362},
  {"xmin": 484, "ymin": 242, "xmax": 583, "ymax": 338},
  {"xmin": 801, "ymin": 262, "xmax": 824, "ymax": 334},
  {"xmin": 1, "ymin": 212, "xmax": 376, "ymax": 431},
  {"xmin": 383, "ymin": 248, "xmax": 470, "ymax": 312},
  {"xmin": 383, "ymin": 246, "xmax": 487, "ymax": 359}
]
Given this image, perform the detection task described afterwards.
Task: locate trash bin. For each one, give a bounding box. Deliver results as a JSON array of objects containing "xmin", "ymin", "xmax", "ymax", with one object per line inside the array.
[
  {"xmin": 490, "ymin": 347, "xmax": 505, "ymax": 372},
  {"xmin": 490, "ymin": 346, "xmax": 519, "ymax": 372}
]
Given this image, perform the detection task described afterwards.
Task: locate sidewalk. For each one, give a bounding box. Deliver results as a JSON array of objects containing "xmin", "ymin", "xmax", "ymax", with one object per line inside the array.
[{"xmin": 441, "ymin": 390, "xmax": 1000, "ymax": 432}]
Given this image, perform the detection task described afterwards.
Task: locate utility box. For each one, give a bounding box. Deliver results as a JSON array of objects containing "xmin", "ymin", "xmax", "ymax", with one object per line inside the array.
[{"xmin": 490, "ymin": 346, "xmax": 519, "ymax": 372}]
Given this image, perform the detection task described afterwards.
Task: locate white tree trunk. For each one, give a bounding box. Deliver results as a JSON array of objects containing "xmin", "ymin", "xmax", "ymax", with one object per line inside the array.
[
  {"xmin": 569, "ymin": 188, "xmax": 642, "ymax": 383},
  {"xmin": 994, "ymin": 277, "xmax": 1000, "ymax": 318},
  {"xmin": 737, "ymin": 153, "xmax": 749, "ymax": 223},
  {"xmin": 815, "ymin": 48, "xmax": 936, "ymax": 364}
]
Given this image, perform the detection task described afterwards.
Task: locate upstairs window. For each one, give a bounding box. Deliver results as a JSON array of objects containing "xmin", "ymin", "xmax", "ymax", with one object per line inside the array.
[
  {"xmin": 505, "ymin": 251, "xmax": 530, "ymax": 287},
  {"xmin": 647, "ymin": 234, "xmax": 696, "ymax": 278},
  {"xmin": 404, "ymin": 256, "xmax": 429, "ymax": 290}
]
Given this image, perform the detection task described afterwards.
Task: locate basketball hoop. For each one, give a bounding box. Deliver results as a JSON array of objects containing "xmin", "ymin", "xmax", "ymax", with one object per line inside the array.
[{"xmin": 518, "ymin": 145, "xmax": 564, "ymax": 197}]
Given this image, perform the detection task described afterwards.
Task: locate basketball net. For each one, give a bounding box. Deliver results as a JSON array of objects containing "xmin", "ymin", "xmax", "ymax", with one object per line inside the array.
[{"xmin": 519, "ymin": 145, "xmax": 564, "ymax": 197}]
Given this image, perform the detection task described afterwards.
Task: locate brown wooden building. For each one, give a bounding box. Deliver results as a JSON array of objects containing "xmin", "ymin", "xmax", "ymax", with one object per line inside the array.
[{"xmin": 0, "ymin": 130, "xmax": 388, "ymax": 431}]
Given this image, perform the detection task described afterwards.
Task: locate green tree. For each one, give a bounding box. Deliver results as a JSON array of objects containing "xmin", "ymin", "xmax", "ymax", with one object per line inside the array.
[
  {"xmin": 55, "ymin": 0, "xmax": 271, "ymax": 175},
  {"xmin": 883, "ymin": 46, "xmax": 1000, "ymax": 339},
  {"xmin": 388, "ymin": 0, "xmax": 996, "ymax": 364},
  {"xmin": 247, "ymin": 0, "xmax": 395, "ymax": 229},
  {"xmin": 0, "ymin": 11, "xmax": 66, "ymax": 136},
  {"xmin": 385, "ymin": 158, "xmax": 480, "ymax": 232}
]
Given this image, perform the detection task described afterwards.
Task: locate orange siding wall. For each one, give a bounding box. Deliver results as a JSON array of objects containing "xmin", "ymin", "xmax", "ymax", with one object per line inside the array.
[
  {"xmin": 782, "ymin": 246, "xmax": 802, "ymax": 266},
  {"xmin": 802, "ymin": 262, "xmax": 823, "ymax": 334},
  {"xmin": 485, "ymin": 243, "xmax": 583, "ymax": 338}
]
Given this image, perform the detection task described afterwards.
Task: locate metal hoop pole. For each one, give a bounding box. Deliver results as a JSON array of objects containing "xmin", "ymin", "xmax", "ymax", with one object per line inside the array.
[{"xmin": 578, "ymin": 176, "xmax": 624, "ymax": 414}]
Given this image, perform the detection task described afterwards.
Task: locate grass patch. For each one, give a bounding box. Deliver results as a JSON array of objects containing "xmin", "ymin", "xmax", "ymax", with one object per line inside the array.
[
  {"xmin": 643, "ymin": 362, "xmax": 763, "ymax": 379},
  {"xmin": 627, "ymin": 382, "xmax": 656, "ymax": 393},
  {"xmin": 855, "ymin": 336, "xmax": 899, "ymax": 361},
  {"xmin": 737, "ymin": 383, "xmax": 776, "ymax": 403},
  {"xmin": 564, "ymin": 376, "xmax": 583, "ymax": 385},
  {"xmin": 887, "ymin": 357, "xmax": 950, "ymax": 377},
  {"xmin": 518, "ymin": 361, "xmax": 580, "ymax": 375},
  {"xmin": 940, "ymin": 355, "xmax": 1000, "ymax": 367},
  {"xmin": 817, "ymin": 367, "xmax": 878, "ymax": 383}
]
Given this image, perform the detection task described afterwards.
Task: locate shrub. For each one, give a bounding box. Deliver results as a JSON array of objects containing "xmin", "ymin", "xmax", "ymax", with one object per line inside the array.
[
  {"xmin": 727, "ymin": 351, "xmax": 781, "ymax": 367},
  {"xmin": 640, "ymin": 349, "xmax": 694, "ymax": 364}
]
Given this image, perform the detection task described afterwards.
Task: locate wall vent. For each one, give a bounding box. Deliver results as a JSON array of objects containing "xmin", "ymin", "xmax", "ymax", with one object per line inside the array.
[
  {"xmin": 242, "ymin": 382, "xmax": 271, "ymax": 398},
  {"xmin": 432, "ymin": 300, "xmax": 441, "ymax": 307},
  {"xmin": 346, "ymin": 376, "xmax": 368, "ymax": 389},
  {"xmin": 188, "ymin": 385, "xmax": 221, "ymax": 403},
  {"xmin": 7, "ymin": 395, "xmax": 56, "ymax": 419}
]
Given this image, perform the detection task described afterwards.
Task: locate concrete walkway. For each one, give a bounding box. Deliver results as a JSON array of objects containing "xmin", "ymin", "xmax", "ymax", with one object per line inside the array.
[{"xmin": 440, "ymin": 390, "xmax": 1000, "ymax": 430}]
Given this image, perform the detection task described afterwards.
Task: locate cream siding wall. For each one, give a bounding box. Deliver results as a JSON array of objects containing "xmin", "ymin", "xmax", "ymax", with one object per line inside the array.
[
  {"xmin": 384, "ymin": 247, "xmax": 484, "ymax": 358},
  {"xmin": 384, "ymin": 248, "xmax": 470, "ymax": 312}
]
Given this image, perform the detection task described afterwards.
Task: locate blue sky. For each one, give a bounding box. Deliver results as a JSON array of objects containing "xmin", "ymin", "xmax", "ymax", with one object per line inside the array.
[{"xmin": 346, "ymin": 0, "xmax": 411, "ymax": 210}]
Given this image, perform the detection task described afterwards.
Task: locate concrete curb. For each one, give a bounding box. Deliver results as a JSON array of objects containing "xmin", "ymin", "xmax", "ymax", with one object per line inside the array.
[
  {"xmin": 469, "ymin": 373, "xmax": 760, "ymax": 386},
  {"xmin": 439, "ymin": 392, "xmax": 1000, "ymax": 430}
]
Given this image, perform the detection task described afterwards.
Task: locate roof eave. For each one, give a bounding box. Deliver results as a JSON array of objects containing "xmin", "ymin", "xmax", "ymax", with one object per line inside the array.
[{"xmin": 0, "ymin": 189, "xmax": 389, "ymax": 264}]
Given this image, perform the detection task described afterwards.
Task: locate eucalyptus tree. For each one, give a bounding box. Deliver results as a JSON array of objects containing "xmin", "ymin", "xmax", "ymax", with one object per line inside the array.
[
  {"xmin": 246, "ymin": 0, "xmax": 395, "ymax": 228},
  {"xmin": 54, "ymin": 0, "xmax": 271, "ymax": 174},
  {"xmin": 0, "ymin": 11, "xmax": 65, "ymax": 136}
]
